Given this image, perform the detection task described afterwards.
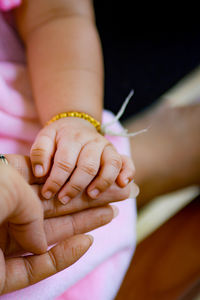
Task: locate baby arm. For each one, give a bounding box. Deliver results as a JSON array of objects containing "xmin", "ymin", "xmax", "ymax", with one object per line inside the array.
[{"xmin": 15, "ymin": 0, "xmax": 134, "ymax": 203}]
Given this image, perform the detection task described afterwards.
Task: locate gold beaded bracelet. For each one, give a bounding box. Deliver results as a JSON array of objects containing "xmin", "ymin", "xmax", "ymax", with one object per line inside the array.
[{"xmin": 46, "ymin": 111, "xmax": 101, "ymax": 133}]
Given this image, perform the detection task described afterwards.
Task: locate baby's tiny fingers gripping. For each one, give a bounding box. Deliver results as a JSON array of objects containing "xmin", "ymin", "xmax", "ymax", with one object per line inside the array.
[
  {"xmin": 41, "ymin": 140, "xmax": 82, "ymax": 200},
  {"xmin": 30, "ymin": 127, "xmax": 56, "ymax": 177},
  {"xmin": 58, "ymin": 140, "xmax": 104, "ymax": 204},
  {"xmin": 87, "ymin": 144, "xmax": 122, "ymax": 199},
  {"xmin": 116, "ymin": 155, "xmax": 135, "ymax": 188}
]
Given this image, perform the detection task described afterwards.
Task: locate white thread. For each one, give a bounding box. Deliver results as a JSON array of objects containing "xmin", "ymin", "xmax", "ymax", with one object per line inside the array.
[{"xmin": 101, "ymin": 90, "xmax": 148, "ymax": 137}]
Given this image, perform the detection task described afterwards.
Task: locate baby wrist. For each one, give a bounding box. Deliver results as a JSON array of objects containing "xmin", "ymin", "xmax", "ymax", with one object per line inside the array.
[{"xmin": 46, "ymin": 111, "xmax": 101, "ymax": 133}]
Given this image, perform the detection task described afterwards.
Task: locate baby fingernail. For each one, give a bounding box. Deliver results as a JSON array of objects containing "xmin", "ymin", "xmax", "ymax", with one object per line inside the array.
[
  {"xmin": 124, "ymin": 178, "xmax": 134, "ymax": 185},
  {"xmin": 89, "ymin": 189, "xmax": 100, "ymax": 198},
  {"xmin": 60, "ymin": 196, "xmax": 71, "ymax": 205},
  {"xmin": 124, "ymin": 178, "xmax": 129, "ymax": 185},
  {"xmin": 43, "ymin": 191, "xmax": 52, "ymax": 199},
  {"xmin": 35, "ymin": 164, "xmax": 43, "ymax": 177}
]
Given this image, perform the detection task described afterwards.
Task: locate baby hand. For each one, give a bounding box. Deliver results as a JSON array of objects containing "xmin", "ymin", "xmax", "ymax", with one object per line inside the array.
[{"xmin": 30, "ymin": 117, "xmax": 134, "ymax": 204}]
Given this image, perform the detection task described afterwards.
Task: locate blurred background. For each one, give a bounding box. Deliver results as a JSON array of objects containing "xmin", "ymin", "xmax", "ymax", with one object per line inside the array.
[
  {"xmin": 93, "ymin": 2, "xmax": 200, "ymax": 299},
  {"xmin": 93, "ymin": 1, "xmax": 200, "ymax": 119}
]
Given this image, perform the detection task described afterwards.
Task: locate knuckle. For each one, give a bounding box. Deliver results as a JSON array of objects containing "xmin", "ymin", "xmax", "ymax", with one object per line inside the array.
[
  {"xmin": 45, "ymin": 219, "xmax": 56, "ymax": 238},
  {"xmin": 48, "ymin": 251, "xmax": 58, "ymax": 273},
  {"xmin": 56, "ymin": 160, "xmax": 73, "ymax": 173},
  {"xmin": 70, "ymin": 215, "xmax": 77, "ymax": 235},
  {"xmin": 68, "ymin": 182, "xmax": 82, "ymax": 194},
  {"xmin": 100, "ymin": 175, "xmax": 113, "ymax": 189},
  {"xmin": 110, "ymin": 156, "xmax": 122, "ymax": 170},
  {"xmin": 79, "ymin": 163, "xmax": 97, "ymax": 177},
  {"xmin": 43, "ymin": 199, "xmax": 56, "ymax": 218},
  {"xmin": 24, "ymin": 258, "xmax": 35, "ymax": 286},
  {"xmin": 71, "ymin": 243, "xmax": 86, "ymax": 260},
  {"xmin": 31, "ymin": 147, "xmax": 47, "ymax": 159},
  {"xmin": 49, "ymin": 177, "xmax": 63, "ymax": 190}
]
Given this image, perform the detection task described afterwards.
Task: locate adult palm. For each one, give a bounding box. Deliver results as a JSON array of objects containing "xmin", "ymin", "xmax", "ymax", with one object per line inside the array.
[{"xmin": 0, "ymin": 154, "xmax": 137, "ymax": 295}]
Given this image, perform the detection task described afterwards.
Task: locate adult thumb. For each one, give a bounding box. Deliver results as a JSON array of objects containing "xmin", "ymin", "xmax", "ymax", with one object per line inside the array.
[{"xmin": 0, "ymin": 163, "xmax": 47, "ymax": 254}]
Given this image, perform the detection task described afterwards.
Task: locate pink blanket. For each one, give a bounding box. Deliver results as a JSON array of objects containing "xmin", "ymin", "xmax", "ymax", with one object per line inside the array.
[{"xmin": 0, "ymin": 6, "xmax": 136, "ymax": 300}]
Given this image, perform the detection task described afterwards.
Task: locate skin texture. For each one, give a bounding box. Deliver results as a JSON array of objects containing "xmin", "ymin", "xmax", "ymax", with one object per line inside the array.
[
  {"xmin": 0, "ymin": 164, "xmax": 91, "ymax": 294},
  {"xmin": 0, "ymin": 154, "xmax": 138, "ymax": 295},
  {"xmin": 125, "ymin": 103, "xmax": 200, "ymax": 208},
  {"xmin": 5, "ymin": 154, "xmax": 139, "ymax": 218},
  {"xmin": 14, "ymin": 0, "xmax": 135, "ymax": 204}
]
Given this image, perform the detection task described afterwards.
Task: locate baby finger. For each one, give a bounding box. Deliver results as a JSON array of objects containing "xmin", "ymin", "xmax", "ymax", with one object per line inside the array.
[
  {"xmin": 30, "ymin": 128, "xmax": 56, "ymax": 178},
  {"xmin": 58, "ymin": 141, "xmax": 104, "ymax": 204},
  {"xmin": 41, "ymin": 140, "xmax": 81, "ymax": 199},
  {"xmin": 87, "ymin": 144, "xmax": 122, "ymax": 199},
  {"xmin": 116, "ymin": 155, "xmax": 135, "ymax": 187}
]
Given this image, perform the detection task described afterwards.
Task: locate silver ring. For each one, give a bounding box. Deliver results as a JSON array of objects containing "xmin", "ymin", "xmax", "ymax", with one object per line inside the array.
[{"xmin": 0, "ymin": 154, "xmax": 8, "ymax": 165}]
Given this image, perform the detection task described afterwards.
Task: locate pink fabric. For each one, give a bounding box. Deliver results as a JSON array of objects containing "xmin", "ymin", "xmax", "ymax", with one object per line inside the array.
[
  {"xmin": 0, "ymin": 7, "xmax": 137, "ymax": 300},
  {"xmin": 0, "ymin": 0, "xmax": 21, "ymax": 11}
]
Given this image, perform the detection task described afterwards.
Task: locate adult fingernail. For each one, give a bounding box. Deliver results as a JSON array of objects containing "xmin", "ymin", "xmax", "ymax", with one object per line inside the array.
[
  {"xmin": 89, "ymin": 189, "xmax": 100, "ymax": 198},
  {"xmin": 60, "ymin": 196, "xmax": 71, "ymax": 205},
  {"xmin": 130, "ymin": 183, "xmax": 140, "ymax": 198},
  {"xmin": 35, "ymin": 164, "xmax": 44, "ymax": 177},
  {"xmin": 135, "ymin": 185, "xmax": 140, "ymax": 197},
  {"xmin": 112, "ymin": 206, "xmax": 119, "ymax": 218},
  {"xmin": 86, "ymin": 235, "xmax": 94, "ymax": 244},
  {"xmin": 43, "ymin": 191, "xmax": 53, "ymax": 199}
]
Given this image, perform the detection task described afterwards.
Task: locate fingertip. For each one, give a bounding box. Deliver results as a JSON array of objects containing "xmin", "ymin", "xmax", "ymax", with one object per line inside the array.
[
  {"xmin": 88, "ymin": 188, "xmax": 100, "ymax": 199},
  {"xmin": 122, "ymin": 178, "xmax": 130, "ymax": 187},
  {"xmin": 130, "ymin": 182, "xmax": 140, "ymax": 198},
  {"xmin": 86, "ymin": 234, "xmax": 94, "ymax": 245},
  {"xmin": 38, "ymin": 238, "xmax": 48, "ymax": 254},
  {"xmin": 111, "ymin": 205, "xmax": 119, "ymax": 218},
  {"xmin": 42, "ymin": 190, "xmax": 53, "ymax": 200},
  {"xmin": 59, "ymin": 195, "xmax": 71, "ymax": 205},
  {"xmin": 117, "ymin": 164, "xmax": 135, "ymax": 187},
  {"xmin": 34, "ymin": 164, "xmax": 44, "ymax": 177},
  {"xmin": 116, "ymin": 174, "xmax": 129, "ymax": 188}
]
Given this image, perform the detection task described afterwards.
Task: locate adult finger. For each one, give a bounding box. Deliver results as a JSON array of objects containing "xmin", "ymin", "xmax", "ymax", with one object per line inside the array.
[
  {"xmin": 45, "ymin": 205, "xmax": 118, "ymax": 245},
  {"xmin": 41, "ymin": 182, "xmax": 134, "ymax": 218},
  {"xmin": 1, "ymin": 235, "xmax": 93, "ymax": 295},
  {"xmin": 4, "ymin": 154, "xmax": 45, "ymax": 184},
  {"xmin": 0, "ymin": 164, "xmax": 47, "ymax": 254},
  {"xmin": 3, "ymin": 154, "xmax": 136, "ymax": 218},
  {"xmin": 5, "ymin": 205, "xmax": 118, "ymax": 256}
]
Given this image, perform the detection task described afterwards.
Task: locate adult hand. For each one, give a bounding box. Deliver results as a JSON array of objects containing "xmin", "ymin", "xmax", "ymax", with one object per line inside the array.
[
  {"xmin": 127, "ymin": 103, "xmax": 200, "ymax": 207},
  {"xmin": 6, "ymin": 154, "xmax": 139, "ymax": 219},
  {"xmin": 0, "ymin": 157, "xmax": 118, "ymax": 295},
  {"xmin": 2, "ymin": 154, "xmax": 138, "ymax": 258}
]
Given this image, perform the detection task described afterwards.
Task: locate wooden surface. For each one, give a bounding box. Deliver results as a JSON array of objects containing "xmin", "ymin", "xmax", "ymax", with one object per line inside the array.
[{"xmin": 115, "ymin": 196, "xmax": 200, "ymax": 300}]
